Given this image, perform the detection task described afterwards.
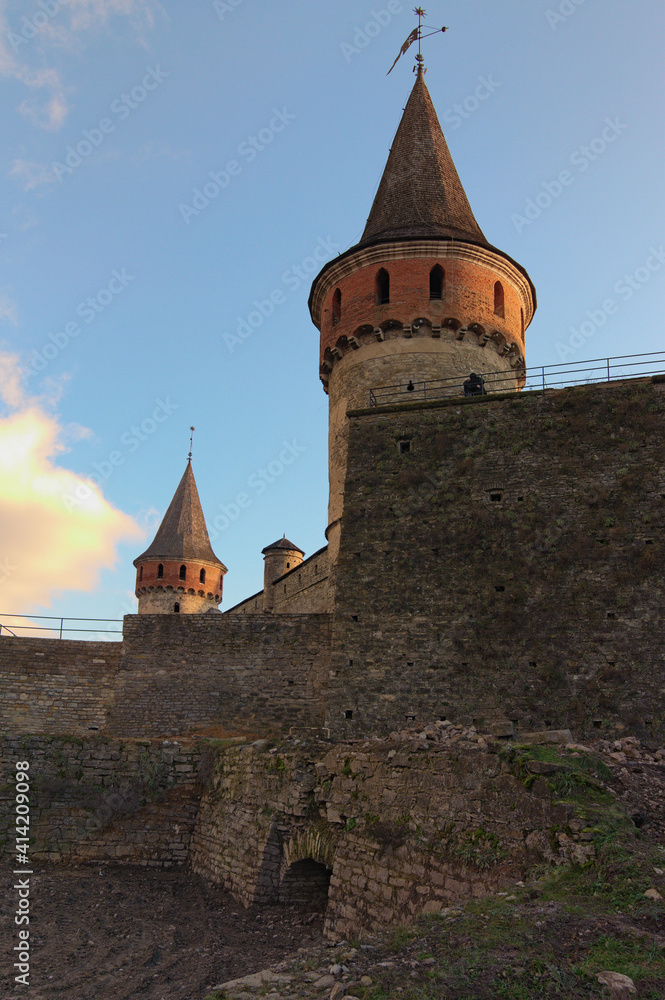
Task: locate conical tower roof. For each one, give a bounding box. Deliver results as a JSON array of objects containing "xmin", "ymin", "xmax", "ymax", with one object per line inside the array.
[
  {"xmin": 262, "ymin": 536, "xmax": 304, "ymax": 555},
  {"xmin": 133, "ymin": 462, "xmax": 223, "ymax": 566},
  {"xmin": 359, "ymin": 67, "xmax": 489, "ymax": 249}
]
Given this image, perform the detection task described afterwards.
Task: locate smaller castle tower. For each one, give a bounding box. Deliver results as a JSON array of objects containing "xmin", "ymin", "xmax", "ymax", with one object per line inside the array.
[
  {"xmin": 261, "ymin": 537, "xmax": 304, "ymax": 611},
  {"xmin": 133, "ymin": 461, "xmax": 227, "ymax": 614}
]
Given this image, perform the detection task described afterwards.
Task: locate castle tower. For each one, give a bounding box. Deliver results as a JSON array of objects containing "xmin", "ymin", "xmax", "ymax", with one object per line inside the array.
[
  {"xmin": 133, "ymin": 461, "xmax": 227, "ymax": 614},
  {"xmin": 309, "ymin": 67, "xmax": 536, "ymax": 567},
  {"xmin": 261, "ymin": 537, "xmax": 304, "ymax": 611}
]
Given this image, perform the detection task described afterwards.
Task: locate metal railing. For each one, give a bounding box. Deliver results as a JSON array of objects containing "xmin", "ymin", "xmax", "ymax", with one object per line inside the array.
[
  {"xmin": 0, "ymin": 614, "xmax": 123, "ymax": 640},
  {"xmin": 368, "ymin": 351, "xmax": 665, "ymax": 407}
]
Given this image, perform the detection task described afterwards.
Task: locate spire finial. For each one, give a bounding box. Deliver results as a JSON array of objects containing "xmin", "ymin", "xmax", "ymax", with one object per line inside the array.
[
  {"xmin": 188, "ymin": 426, "xmax": 195, "ymax": 464},
  {"xmin": 387, "ymin": 8, "xmax": 448, "ymax": 76},
  {"xmin": 415, "ymin": 6, "xmax": 425, "ymax": 69}
]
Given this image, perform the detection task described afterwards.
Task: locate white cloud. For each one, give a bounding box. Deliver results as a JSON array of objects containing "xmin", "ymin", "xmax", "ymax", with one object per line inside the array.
[
  {"xmin": 0, "ymin": 350, "xmax": 143, "ymax": 611},
  {"xmin": 67, "ymin": 0, "xmax": 162, "ymax": 33},
  {"xmin": 19, "ymin": 90, "xmax": 69, "ymax": 131},
  {"xmin": 0, "ymin": 0, "xmax": 165, "ymax": 131},
  {"xmin": 10, "ymin": 157, "xmax": 55, "ymax": 190}
]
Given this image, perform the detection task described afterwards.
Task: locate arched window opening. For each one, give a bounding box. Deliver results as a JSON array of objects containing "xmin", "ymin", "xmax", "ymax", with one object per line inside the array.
[
  {"xmin": 494, "ymin": 281, "xmax": 505, "ymax": 318},
  {"xmin": 279, "ymin": 858, "xmax": 332, "ymax": 912},
  {"xmin": 179, "ymin": 564, "xmax": 186, "ymax": 581},
  {"xmin": 199, "ymin": 568, "xmax": 206, "ymax": 584},
  {"xmin": 219, "ymin": 575, "xmax": 224, "ymax": 588},
  {"xmin": 173, "ymin": 603, "xmax": 180, "ymax": 613},
  {"xmin": 520, "ymin": 308, "xmax": 525, "ymax": 340},
  {"xmin": 139, "ymin": 566, "xmax": 143, "ymax": 582},
  {"xmin": 332, "ymin": 288, "xmax": 342, "ymax": 326},
  {"xmin": 376, "ymin": 268, "xmax": 390, "ymax": 305},
  {"xmin": 430, "ymin": 264, "xmax": 445, "ymax": 300},
  {"xmin": 157, "ymin": 564, "xmax": 163, "ymax": 579}
]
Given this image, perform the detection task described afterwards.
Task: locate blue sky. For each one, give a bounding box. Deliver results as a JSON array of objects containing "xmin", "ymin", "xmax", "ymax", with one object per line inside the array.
[{"xmin": 0, "ymin": 0, "xmax": 663, "ymax": 632}]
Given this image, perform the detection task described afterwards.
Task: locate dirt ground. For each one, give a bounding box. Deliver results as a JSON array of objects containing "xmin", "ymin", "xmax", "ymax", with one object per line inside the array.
[{"xmin": 0, "ymin": 861, "xmax": 322, "ymax": 1000}]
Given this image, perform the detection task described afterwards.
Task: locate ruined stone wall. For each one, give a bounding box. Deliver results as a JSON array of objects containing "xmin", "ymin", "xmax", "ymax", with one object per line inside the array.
[
  {"xmin": 0, "ymin": 735, "xmax": 201, "ymax": 866},
  {"xmin": 0, "ymin": 639, "xmax": 122, "ymax": 735},
  {"xmin": 189, "ymin": 734, "xmax": 579, "ymax": 939},
  {"xmin": 327, "ymin": 378, "xmax": 665, "ymax": 742}
]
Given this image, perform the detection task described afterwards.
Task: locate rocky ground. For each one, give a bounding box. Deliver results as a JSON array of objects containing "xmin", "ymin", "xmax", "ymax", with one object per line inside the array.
[{"xmin": 1, "ymin": 731, "xmax": 663, "ymax": 999}]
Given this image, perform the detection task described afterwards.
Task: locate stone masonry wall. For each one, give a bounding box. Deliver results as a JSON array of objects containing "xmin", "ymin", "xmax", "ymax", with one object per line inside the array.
[
  {"xmin": 227, "ymin": 548, "xmax": 331, "ymax": 615},
  {"xmin": 0, "ymin": 735, "xmax": 201, "ymax": 866},
  {"xmin": 272, "ymin": 548, "xmax": 331, "ymax": 614},
  {"xmin": 224, "ymin": 590, "xmax": 265, "ymax": 614},
  {"xmin": 328, "ymin": 378, "xmax": 665, "ymax": 741},
  {"xmin": 190, "ymin": 733, "xmax": 580, "ymax": 939},
  {"xmin": 108, "ymin": 613, "xmax": 331, "ymax": 736},
  {"xmin": 0, "ymin": 639, "xmax": 122, "ymax": 735},
  {"xmin": 0, "ymin": 615, "xmax": 330, "ymax": 739}
]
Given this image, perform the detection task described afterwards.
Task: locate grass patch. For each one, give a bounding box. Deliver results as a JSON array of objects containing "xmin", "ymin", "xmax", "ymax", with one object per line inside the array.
[
  {"xmin": 539, "ymin": 838, "xmax": 664, "ymax": 914},
  {"xmin": 346, "ymin": 832, "xmax": 664, "ymax": 998},
  {"xmin": 572, "ymin": 934, "xmax": 665, "ymax": 982}
]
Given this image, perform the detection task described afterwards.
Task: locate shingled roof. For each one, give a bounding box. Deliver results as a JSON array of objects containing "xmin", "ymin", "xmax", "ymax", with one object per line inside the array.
[
  {"xmin": 133, "ymin": 462, "xmax": 223, "ymax": 566},
  {"xmin": 261, "ymin": 537, "xmax": 304, "ymax": 556},
  {"xmin": 359, "ymin": 67, "xmax": 489, "ymax": 248}
]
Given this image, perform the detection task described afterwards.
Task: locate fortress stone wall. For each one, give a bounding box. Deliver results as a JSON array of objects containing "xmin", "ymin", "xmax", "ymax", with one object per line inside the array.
[
  {"xmin": 227, "ymin": 546, "xmax": 331, "ymax": 615},
  {"xmin": 0, "ymin": 639, "xmax": 122, "ymax": 735},
  {"xmin": 0, "ymin": 615, "xmax": 331, "ymax": 738},
  {"xmin": 327, "ymin": 378, "xmax": 665, "ymax": 741},
  {"xmin": 1, "ymin": 379, "xmax": 664, "ymax": 940},
  {"xmin": 0, "ymin": 380, "xmax": 664, "ymax": 745},
  {"xmin": 109, "ymin": 614, "xmax": 330, "ymax": 736}
]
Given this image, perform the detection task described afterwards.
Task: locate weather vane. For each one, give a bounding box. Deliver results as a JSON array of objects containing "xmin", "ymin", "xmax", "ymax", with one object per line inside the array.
[
  {"xmin": 387, "ymin": 7, "xmax": 448, "ymax": 75},
  {"xmin": 188, "ymin": 426, "xmax": 195, "ymax": 463}
]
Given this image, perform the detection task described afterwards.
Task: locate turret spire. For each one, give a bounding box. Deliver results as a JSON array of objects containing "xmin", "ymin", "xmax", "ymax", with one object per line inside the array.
[
  {"xmin": 360, "ymin": 69, "xmax": 489, "ymax": 249},
  {"xmin": 134, "ymin": 462, "xmax": 220, "ymax": 565},
  {"xmin": 133, "ymin": 462, "xmax": 227, "ymax": 614}
]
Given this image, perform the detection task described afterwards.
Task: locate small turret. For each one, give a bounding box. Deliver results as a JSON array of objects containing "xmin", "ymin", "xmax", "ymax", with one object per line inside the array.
[
  {"xmin": 261, "ymin": 537, "xmax": 304, "ymax": 611},
  {"xmin": 133, "ymin": 461, "xmax": 227, "ymax": 614}
]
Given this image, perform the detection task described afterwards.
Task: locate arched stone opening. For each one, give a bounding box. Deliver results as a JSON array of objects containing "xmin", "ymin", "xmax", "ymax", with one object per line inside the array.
[
  {"xmin": 277, "ymin": 828, "xmax": 336, "ymax": 914},
  {"xmin": 278, "ymin": 858, "xmax": 332, "ymax": 911}
]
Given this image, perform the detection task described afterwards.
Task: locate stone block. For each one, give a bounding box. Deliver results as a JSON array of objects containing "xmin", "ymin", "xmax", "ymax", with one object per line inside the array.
[{"xmin": 518, "ymin": 730, "xmax": 574, "ymax": 746}]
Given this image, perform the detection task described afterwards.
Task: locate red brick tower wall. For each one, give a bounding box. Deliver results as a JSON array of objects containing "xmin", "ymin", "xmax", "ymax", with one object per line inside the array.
[{"xmin": 135, "ymin": 557, "xmax": 224, "ymax": 614}]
